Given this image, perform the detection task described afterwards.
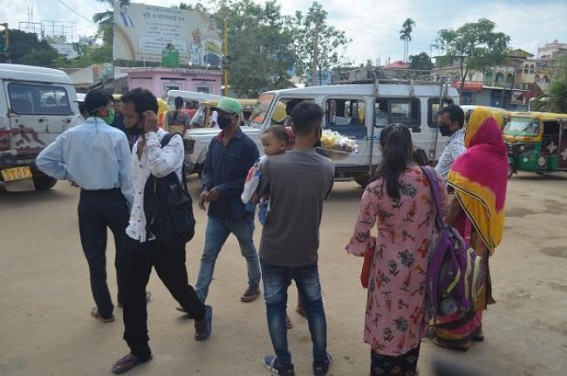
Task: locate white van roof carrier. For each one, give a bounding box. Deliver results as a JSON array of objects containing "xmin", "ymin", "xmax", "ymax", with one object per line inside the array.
[{"xmin": 336, "ymin": 67, "xmax": 448, "ymax": 98}]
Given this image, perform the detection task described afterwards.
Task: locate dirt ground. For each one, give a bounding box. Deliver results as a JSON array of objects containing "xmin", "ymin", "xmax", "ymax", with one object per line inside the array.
[{"xmin": 0, "ymin": 172, "xmax": 566, "ymax": 376}]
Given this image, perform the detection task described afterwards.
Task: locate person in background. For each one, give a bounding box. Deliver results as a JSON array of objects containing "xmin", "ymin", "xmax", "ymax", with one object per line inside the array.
[
  {"xmin": 164, "ymin": 96, "xmax": 191, "ymax": 134},
  {"xmin": 112, "ymin": 88, "xmax": 211, "ymax": 374},
  {"xmin": 435, "ymin": 104, "xmax": 466, "ymax": 183},
  {"xmin": 345, "ymin": 124, "xmax": 447, "ymax": 376},
  {"xmin": 36, "ymin": 88, "xmax": 133, "ymax": 324},
  {"xmin": 111, "ymin": 96, "xmax": 127, "ymax": 134},
  {"xmin": 210, "ymin": 109, "xmax": 219, "ymax": 128},
  {"xmin": 194, "ymin": 98, "xmax": 261, "ymax": 305},
  {"xmin": 186, "ymin": 100, "xmax": 197, "ymax": 120},
  {"xmin": 430, "ymin": 108, "xmax": 508, "ymax": 351},
  {"xmin": 259, "ymin": 102, "xmax": 334, "ymax": 376}
]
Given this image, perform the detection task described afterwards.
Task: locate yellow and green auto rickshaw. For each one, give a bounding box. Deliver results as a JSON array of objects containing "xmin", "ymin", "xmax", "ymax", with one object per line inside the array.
[
  {"xmin": 504, "ymin": 112, "xmax": 567, "ymax": 178},
  {"xmin": 461, "ymin": 105, "xmax": 511, "ymax": 129}
]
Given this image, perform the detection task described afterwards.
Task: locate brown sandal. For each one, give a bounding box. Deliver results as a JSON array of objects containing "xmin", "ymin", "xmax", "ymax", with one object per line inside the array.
[{"xmin": 240, "ymin": 284, "xmax": 261, "ymax": 302}]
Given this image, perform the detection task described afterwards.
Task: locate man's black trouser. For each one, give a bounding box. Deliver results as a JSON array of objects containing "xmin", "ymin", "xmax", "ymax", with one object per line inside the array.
[
  {"xmin": 78, "ymin": 188, "xmax": 129, "ymax": 319},
  {"xmin": 120, "ymin": 236, "xmax": 206, "ymax": 360}
]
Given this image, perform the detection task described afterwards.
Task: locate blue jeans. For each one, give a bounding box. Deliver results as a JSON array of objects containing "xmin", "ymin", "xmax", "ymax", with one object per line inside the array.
[
  {"xmin": 195, "ymin": 215, "xmax": 260, "ymax": 302},
  {"xmin": 261, "ymin": 259, "xmax": 327, "ymax": 366}
]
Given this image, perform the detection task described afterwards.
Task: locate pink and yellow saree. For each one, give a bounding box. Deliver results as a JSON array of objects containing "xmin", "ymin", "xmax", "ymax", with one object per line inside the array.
[{"xmin": 434, "ymin": 108, "xmax": 508, "ymax": 350}]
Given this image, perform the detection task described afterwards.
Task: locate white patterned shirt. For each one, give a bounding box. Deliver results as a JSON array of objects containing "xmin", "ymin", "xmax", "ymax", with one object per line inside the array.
[
  {"xmin": 125, "ymin": 129, "xmax": 184, "ymax": 242},
  {"xmin": 435, "ymin": 128, "xmax": 466, "ymax": 183}
]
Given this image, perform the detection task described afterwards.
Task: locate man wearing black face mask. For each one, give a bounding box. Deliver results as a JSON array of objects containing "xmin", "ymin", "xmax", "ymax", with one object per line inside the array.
[
  {"xmin": 194, "ymin": 98, "xmax": 262, "ymax": 305},
  {"xmin": 435, "ymin": 104, "xmax": 466, "ymax": 183}
]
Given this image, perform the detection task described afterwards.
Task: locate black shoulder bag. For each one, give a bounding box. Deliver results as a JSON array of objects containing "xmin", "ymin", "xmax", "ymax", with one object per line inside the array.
[{"xmin": 144, "ymin": 133, "xmax": 196, "ymax": 247}]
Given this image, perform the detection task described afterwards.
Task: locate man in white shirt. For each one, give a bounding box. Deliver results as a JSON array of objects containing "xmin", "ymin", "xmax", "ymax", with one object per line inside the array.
[
  {"xmin": 111, "ymin": 88, "xmax": 211, "ymax": 375},
  {"xmin": 435, "ymin": 104, "xmax": 466, "ymax": 183}
]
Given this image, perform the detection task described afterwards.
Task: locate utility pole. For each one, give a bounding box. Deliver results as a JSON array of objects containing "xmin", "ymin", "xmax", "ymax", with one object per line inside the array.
[
  {"xmin": 311, "ymin": 11, "xmax": 321, "ymax": 87},
  {"xmin": 223, "ymin": 18, "xmax": 229, "ymax": 97}
]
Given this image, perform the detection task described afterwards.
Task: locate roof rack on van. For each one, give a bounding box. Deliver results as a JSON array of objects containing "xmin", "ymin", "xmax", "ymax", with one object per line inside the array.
[
  {"xmin": 336, "ymin": 67, "xmax": 443, "ymax": 84},
  {"xmin": 336, "ymin": 67, "xmax": 449, "ymax": 98}
]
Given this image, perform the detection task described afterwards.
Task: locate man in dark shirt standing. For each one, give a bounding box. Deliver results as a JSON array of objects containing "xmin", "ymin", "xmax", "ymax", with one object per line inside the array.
[
  {"xmin": 259, "ymin": 102, "xmax": 334, "ymax": 376},
  {"xmin": 194, "ymin": 98, "xmax": 261, "ymax": 304}
]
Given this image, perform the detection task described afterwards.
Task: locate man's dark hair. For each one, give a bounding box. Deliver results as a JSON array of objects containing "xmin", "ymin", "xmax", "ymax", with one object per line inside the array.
[
  {"xmin": 120, "ymin": 0, "xmax": 130, "ymax": 6},
  {"xmin": 290, "ymin": 102, "xmax": 323, "ymax": 136},
  {"xmin": 84, "ymin": 89, "xmax": 112, "ymax": 115},
  {"xmin": 438, "ymin": 104, "xmax": 465, "ymax": 129},
  {"xmin": 174, "ymin": 96, "xmax": 184, "ymax": 109},
  {"xmin": 121, "ymin": 88, "xmax": 159, "ymax": 115},
  {"xmin": 263, "ymin": 125, "xmax": 290, "ymax": 145}
]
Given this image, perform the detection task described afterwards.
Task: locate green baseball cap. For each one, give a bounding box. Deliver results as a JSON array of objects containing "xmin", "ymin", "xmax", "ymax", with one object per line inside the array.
[{"xmin": 215, "ymin": 98, "xmax": 242, "ymax": 114}]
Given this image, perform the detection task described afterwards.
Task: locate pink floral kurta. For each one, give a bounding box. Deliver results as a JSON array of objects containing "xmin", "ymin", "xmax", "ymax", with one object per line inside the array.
[{"xmin": 346, "ymin": 166, "xmax": 447, "ymax": 356}]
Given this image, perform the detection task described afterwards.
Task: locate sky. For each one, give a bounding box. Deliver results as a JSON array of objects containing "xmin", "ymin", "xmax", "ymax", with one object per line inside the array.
[{"xmin": 1, "ymin": 0, "xmax": 567, "ymax": 64}]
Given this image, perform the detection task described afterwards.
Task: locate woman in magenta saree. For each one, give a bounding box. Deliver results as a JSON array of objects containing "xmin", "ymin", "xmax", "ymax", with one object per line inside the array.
[{"xmin": 431, "ymin": 107, "xmax": 508, "ymax": 351}]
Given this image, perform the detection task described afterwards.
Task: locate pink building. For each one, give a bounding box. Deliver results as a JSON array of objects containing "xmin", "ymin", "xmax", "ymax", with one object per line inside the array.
[{"xmin": 124, "ymin": 67, "xmax": 223, "ymax": 98}]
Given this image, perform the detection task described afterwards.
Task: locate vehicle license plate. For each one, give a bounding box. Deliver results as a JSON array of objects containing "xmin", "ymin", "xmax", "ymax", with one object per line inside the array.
[{"xmin": 1, "ymin": 166, "xmax": 33, "ymax": 182}]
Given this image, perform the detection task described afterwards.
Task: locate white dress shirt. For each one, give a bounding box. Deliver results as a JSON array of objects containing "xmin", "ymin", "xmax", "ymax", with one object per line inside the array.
[
  {"xmin": 125, "ymin": 129, "xmax": 184, "ymax": 242},
  {"xmin": 435, "ymin": 128, "xmax": 466, "ymax": 183}
]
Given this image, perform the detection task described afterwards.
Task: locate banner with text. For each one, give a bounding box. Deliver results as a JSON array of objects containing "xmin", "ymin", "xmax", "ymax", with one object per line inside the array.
[{"xmin": 113, "ymin": 1, "xmax": 223, "ymax": 66}]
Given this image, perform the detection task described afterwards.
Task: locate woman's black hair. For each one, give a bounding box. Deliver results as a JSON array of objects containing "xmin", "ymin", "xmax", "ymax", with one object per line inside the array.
[{"xmin": 370, "ymin": 124, "xmax": 413, "ymax": 200}]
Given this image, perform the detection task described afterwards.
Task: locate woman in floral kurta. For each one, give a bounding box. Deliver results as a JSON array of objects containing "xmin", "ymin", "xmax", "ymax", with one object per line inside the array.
[{"xmin": 346, "ymin": 124, "xmax": 447, "ymax": 376}]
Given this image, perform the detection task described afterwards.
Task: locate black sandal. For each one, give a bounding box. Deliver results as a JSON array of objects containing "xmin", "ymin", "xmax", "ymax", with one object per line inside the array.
[{"xmin": 111, "ymin": 353, "xmax": 152, "ymax": 374}]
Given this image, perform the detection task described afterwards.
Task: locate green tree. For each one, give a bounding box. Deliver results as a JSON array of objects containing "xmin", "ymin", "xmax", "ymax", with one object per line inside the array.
[
  {"xmin": 93, "ymin": 0, "xmax": 114, "ymax": 46},
  {"xmin": 179, "ymin": 1, "xmax": 209, "ymax": 12},
  {"xmin": 7, "ymin": 29, "xmax": 60, "ymax": 67},
  {"xmin": 408, "ymin": 52, "xmax": 433, "ymax": 70},
  {"xmin": 434, "ymin": 18, "xmax": 510, "ymax": 97},
  {"xmin": 536, "ymin": 56, "xmax": 567, "ymax": 113},
  {"xmin": 293, "ymin": 1, "xmax": 350, "ymax": 86},
  {"xmin": 399, "ymin": 18, "xmax": 415, "ymax": 63},
  {"xmin": 212, "ymin": 0, "xmax": 297, "ymax": 96}
]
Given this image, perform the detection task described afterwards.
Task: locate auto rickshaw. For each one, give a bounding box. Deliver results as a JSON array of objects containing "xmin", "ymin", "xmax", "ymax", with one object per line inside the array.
[
  {"xmin": 461, "ymin": 105, "xmax": 511, "ymax": 129},
  {"xmin": 189, "ymin": 98, "xmax": 286, "ymax": 128},
  {"xmin": 504, "ymin": 112, "xmax": 567, "ymax": 178}
]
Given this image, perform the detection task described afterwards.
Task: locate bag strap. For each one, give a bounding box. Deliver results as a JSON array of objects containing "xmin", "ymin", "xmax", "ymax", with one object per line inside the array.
[
  {"xmin": 420, "ymin": 166, "xmax": 443, "ymax": 227},
  {"xmin": 159, "ymin": 132, "xmax": 188, "ymax": 192}
]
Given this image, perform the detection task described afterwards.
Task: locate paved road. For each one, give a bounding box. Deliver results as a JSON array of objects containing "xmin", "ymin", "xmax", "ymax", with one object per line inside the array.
[{"xmin": 0, "ymin": 172, "xmax": 566, "ymax": 376}]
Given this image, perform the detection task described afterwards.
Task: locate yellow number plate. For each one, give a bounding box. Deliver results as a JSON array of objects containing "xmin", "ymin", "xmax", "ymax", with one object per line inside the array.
[{"xmin": 1, "ymin": 166, "xmax": 33, "ymax": 182}]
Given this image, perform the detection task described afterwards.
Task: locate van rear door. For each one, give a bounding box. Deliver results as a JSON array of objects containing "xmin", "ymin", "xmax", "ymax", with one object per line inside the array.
[{"xmin": 5, "ymin": 81, "xmax": 75, "ymax": 160}]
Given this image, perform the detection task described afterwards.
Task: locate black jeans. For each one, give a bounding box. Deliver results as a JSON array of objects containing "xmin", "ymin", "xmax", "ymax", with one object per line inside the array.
[
  {"xmin": 78, "ymin": 188, "xmax": 129, "ymax": 319},
  {"xmin": 120, "ymin": 236, "xmax": 205, "ymax": 360}
]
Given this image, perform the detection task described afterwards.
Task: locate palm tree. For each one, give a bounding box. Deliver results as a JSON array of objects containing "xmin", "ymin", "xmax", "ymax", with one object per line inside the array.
[
  {"xmin": 399, "ymin": 18, "xmax": 415, "ymax": 63},
  {"xmin": 93, "ymin": 0, "xmax": 114, "ymax": 45}
]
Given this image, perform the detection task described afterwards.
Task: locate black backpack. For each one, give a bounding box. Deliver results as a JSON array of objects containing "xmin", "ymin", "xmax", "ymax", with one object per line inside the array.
[{"xmin": 143, "ymin": 133, "xmax": 196, "ymax": 247}]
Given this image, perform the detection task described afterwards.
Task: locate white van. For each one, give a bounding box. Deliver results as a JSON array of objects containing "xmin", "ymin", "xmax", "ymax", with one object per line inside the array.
[
  {"xmin": 184, "ymin": 78, "xmax": 459, "ymax": 185},
  {"xmin": 0, "ymin": 64, "xmax": 79, "ymax": 191}
]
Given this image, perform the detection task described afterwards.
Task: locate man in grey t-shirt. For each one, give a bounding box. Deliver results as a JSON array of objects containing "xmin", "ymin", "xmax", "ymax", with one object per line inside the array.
[{"xmin": 259, "ymin": 102, "xmax": 334, "ymax": 376}]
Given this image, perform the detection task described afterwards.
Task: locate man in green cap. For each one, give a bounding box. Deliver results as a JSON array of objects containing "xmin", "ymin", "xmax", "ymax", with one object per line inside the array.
[{"xmin": 194, "ymin": 98, "xmax": 262, "ymax": 304}]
